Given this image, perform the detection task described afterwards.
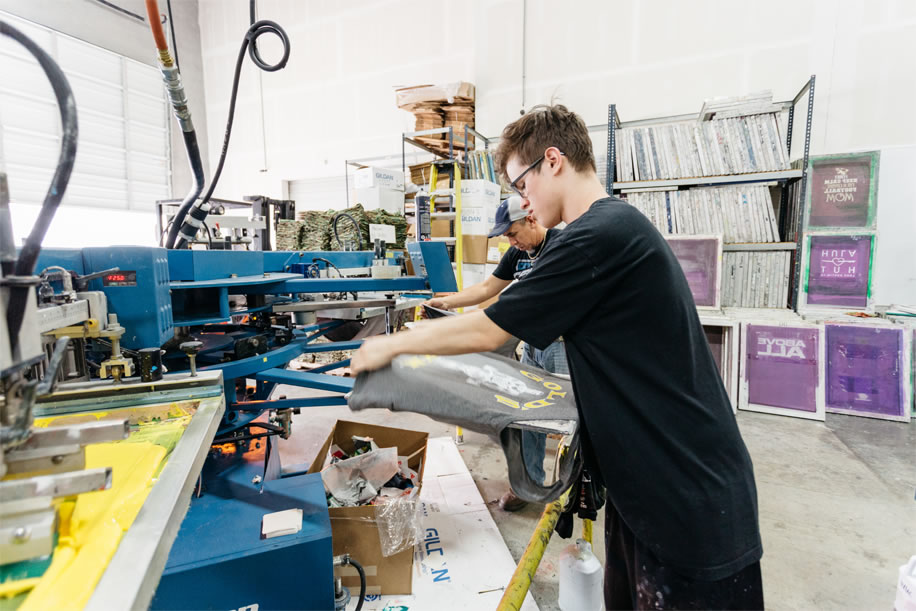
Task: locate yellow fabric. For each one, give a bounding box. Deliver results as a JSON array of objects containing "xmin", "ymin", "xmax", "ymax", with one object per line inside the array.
[
  {"xmin": 9, "ymin": 417, "xmax": 189, "ymax": 611},
  {"xmin": 0, "ymin": 578, "xmax": 41, "ymax": 599}
]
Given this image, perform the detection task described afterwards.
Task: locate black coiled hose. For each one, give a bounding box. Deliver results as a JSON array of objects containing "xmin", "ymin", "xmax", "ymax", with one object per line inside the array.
[
  {"xmin": 1, "ymin": 20, "xmax": 78, "ymax": 350},
  {"xmin": 170, "ymin": 8, "xmax": 289, "ymax": 248}
]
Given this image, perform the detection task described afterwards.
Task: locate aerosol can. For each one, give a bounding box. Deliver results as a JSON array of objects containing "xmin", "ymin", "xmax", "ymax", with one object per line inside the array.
[
  {"xmin": 415, "ymin": 189, "xmax": 431, "ymax": 241},
  {"xmin": 559, "ymin": 539, "xmax": 604, "ymax": 611}
]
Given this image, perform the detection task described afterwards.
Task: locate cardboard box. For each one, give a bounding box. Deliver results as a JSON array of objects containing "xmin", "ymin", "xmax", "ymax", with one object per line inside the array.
[
  {"xmin": 459, "ymin": 206, "xmax": 489, "ymax": 238},
  {"xmin": 487, "ymin": 236, "xmax": 511, "ymax": 263},
  {"xmin": 430, "ymin": 219, "xmax": 452, "ymax": 238},
  {"xmin": 396, "ymin": 82, "xmax": 475, "ymax": 109},
  {"xmin": 461, "ymin": 263, "xmax": 487, "ymax": 288},
  {"xmin": 462, "ymin": 234, "xmax": 488, "ymax": 264},
  {"xmin": 308, "ymin": 420, "xmax": 429, "ymax": 595},
  {"xmin": 456, "ymin": 181, "xmax": 500, "ymax": 239},
  {"xmin": 460, "ymin": 180, "xmax": 500, "ymax": 222},
  {"xmin": 353, "ymin": 187, "xmax": 405, "ymax": 215},
  {"xmin": 354, "ymin": 166, "xmax": 405, "ymax": 191}
]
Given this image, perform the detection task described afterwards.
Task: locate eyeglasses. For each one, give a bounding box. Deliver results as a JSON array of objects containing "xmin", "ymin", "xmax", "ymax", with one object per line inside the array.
[{"xmin": 508, "ymin": 151, "xmax": 565, "ymax": 197}]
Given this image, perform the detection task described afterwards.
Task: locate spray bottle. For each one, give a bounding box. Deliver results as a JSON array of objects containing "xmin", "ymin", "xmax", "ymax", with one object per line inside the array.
[{"xmin": 559, "ymin": 538, "xmax": 604, "ymax": 611}]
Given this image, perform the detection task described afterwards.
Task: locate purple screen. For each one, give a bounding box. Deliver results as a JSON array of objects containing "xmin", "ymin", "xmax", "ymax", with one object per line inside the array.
[
  {"xmin": 667, "ymin": 238, "xmax": 719, "ymax": 307},
  {"xmin": 746, "ymin": 324, "xmax": 819, "ymax": 412},
  {"xmin": 807, "ymin": 235, "xmax": 872, "ymax": 307},
  {"xmin": 809, "ymin": 157, "xmax": 873, "ymax": 228},
  {"xmin": 826, "ymin": 325, "xmax": 904, "ymax": 417}
]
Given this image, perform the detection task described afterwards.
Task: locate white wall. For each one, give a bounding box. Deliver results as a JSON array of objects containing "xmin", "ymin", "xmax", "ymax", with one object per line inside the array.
[
  {"xmin": 475, "ymin": 0, "xmax": 916, "ymax": 157},
  {"xmin": 871, "ymin": 145, "xmax": 916, "ymax": 306},
  {"xmin": 196, "ymin": 0, "xmax": 475, "ymax": 199},
  {"xmin": 196, "ymin": 0, "xmax": 915, "ymax": 189}
]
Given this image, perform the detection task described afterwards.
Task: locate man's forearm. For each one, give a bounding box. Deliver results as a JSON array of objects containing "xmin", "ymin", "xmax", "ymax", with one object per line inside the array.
[
  {"xmin": 442, "ymin": 283, "xmax": 492, "ymax": 308},
  {"xmin": 352, "ymin": 307, "xmax": 513, "ymax": 373},
  {"xmin": 387, "ymin": 310, "xmax": 510, "ymax": 357}
]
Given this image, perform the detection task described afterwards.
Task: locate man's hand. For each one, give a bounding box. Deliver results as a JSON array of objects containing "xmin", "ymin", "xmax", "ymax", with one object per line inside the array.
[
  {"xmin": 351, "ymin": 335, "xmax": 397, "ymax": 374},
  {"xmin": 425, "ymin": 297, "xmax": 451, "ymax": 310},
  {"xmin": 420, "ymin": 296, "xmax": 451, "ymax": 319}
]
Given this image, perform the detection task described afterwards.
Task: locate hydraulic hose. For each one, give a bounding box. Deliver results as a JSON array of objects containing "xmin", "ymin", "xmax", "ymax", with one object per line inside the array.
[
  {"xmin": 171, "ymin": 14, "xmax": 290, "ymax": 249},
  {"xmin": 145, "ymin": 0, "xmax": 169, "ymax": 53},
  {"xmin": 345, "ymin": 556, "xmax": 367, "ymax": 611},
  {"xmin": 170, "ymin": 130, "xmax": 207, "ymax": 247},
  {"xmin": 0, "ymin": 20, "xmax": 78, "ymax": 351},
  {"xmin": 145, "ymin": 0, "xmax": 205, "ymax": 249},
  {"xmin": 348, "ymin": 556, "xmax": 366, "ymax": 611},
  {"xmin": 332, "ymin": 213, "xmax": 364, "ymax": 251}
]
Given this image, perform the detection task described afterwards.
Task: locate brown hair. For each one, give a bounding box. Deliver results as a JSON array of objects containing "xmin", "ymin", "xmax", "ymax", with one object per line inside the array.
[{"xmin": 494, "ymin": 104, "xmax": 596, "ymax": 181}]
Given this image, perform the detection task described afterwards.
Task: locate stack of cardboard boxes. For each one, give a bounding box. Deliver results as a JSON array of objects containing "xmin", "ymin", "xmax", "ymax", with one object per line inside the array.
[
  {"xmin": 459, "ymin": 180, "xmax": 501, "ymax": 288},
  {"xmin": 396, "ymin": 82, "xmax": 475, "ymax": 154},
  {"xmin": 352, "ymin": 166, "xmax": 406, "ymax": 215}
]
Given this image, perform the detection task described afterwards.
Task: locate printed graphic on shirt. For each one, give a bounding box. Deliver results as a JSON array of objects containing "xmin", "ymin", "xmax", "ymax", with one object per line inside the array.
[{"xmin": 514, "ymin": 259, "xmax": 534, "ymax": 280}]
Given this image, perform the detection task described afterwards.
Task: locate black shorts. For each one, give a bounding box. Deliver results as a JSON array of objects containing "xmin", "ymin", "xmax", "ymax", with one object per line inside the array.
[{"xmin": 604, "ymin": 505, "xmax": 764, "ymax": 610}]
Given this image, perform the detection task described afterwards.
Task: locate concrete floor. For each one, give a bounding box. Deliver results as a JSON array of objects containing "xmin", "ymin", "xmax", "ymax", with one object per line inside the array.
[{"xmin": 276, "ymin": 386, "xmax": 916, "ymax": 610}]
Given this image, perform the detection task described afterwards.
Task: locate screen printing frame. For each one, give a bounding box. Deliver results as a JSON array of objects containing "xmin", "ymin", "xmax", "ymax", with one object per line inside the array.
[
  {"xmin": 823, "ymin": 321, "xmax": 913, "ymax": 422},
  {"xmin": 803, "ymin": 151, "xmax": 880, "ymax": 231},
  {"xmin": 699, "ymin": 314, "xmax": 740, "ymax": 414},
  {"xmin": 34, "ymin": 371, "xmax": 228, "ymax": 611},
  {"xmin": 665, "ymin": 234, "xmax": 723, "ymax": 310},
  {"xmin": 799, "ymin": 232, "xmax": 876, "ymax": 312},
  {"xmin": 739, "ymin": 320, "xmax": 826, "ymax": 421}
]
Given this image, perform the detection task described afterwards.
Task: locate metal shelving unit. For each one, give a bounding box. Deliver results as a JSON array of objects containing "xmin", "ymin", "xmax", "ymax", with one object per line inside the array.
[
  {"xmin": 401, "ymin": 126, "xmax": 465, "ymax": 175},
  {"xmin": 722, "ymin": 242, "xmax": 797, "ymax": 252},
  {"xmin": 605, "ymin": 75, "xmax": 817, "ymax": 309},
  {"xmin": 614, "ymin": 169, "xmax": 803, "ymax": 192},
  {"xmin": 399, "ymin": 125, "xmax": 489, "ymax": 180}
]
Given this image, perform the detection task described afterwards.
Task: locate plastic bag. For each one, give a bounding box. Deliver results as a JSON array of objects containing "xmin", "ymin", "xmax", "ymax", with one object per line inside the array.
[
  {"xmin": 321, "ymin": 446, "xmax": 398, "ymax": 506},
  {"xmin": 375, "ymin": 487, "xmax": 421, "ymax": 557}
]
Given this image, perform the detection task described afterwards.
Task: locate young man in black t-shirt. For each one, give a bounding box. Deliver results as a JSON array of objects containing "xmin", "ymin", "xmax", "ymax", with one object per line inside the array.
[
  {"xmin": 353, "ymin": 105, "xmax": 763, "ymax": 610},
  {"xmin": 425, "ymin": 195, "xmax": 569, "ymax": 512}
]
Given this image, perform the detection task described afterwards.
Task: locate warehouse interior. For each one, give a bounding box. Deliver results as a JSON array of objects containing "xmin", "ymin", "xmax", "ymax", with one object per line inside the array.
[{"xmin": 0, "ymin": 1, "xmax": 914, "ymax": 610}]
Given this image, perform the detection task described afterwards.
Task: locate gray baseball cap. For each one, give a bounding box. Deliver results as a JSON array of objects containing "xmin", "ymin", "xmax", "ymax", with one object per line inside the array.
[{"xmin": 488, "ymin": 196, "xmax": 528, "ymax": 238}]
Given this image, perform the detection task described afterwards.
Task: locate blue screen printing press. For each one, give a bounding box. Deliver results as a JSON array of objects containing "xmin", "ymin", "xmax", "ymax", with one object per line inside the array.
[{"xmin": 0, "ymin": 243, "xmax": 458, "ymax": 610}]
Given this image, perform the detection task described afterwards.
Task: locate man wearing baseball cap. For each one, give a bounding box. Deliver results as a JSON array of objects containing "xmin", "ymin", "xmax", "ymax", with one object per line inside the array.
[{"xmin": 424, "ymin": 195, "xmax": 568, "ymax": 511}]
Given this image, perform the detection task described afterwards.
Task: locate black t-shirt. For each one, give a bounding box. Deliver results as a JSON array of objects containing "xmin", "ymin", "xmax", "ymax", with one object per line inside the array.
[
  {"xmin": 484, "ymin": 197, "xmax": 761, "ymax": 580},
  {"xmin": 493, "ymin": 228, "xmax": 559, "ymax": 281}
]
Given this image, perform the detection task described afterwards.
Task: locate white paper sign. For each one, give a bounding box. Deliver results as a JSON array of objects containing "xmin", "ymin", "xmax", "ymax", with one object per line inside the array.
[{"xmin": 369, "ymin": 223, "xmax": 397, "ymax": 244}]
